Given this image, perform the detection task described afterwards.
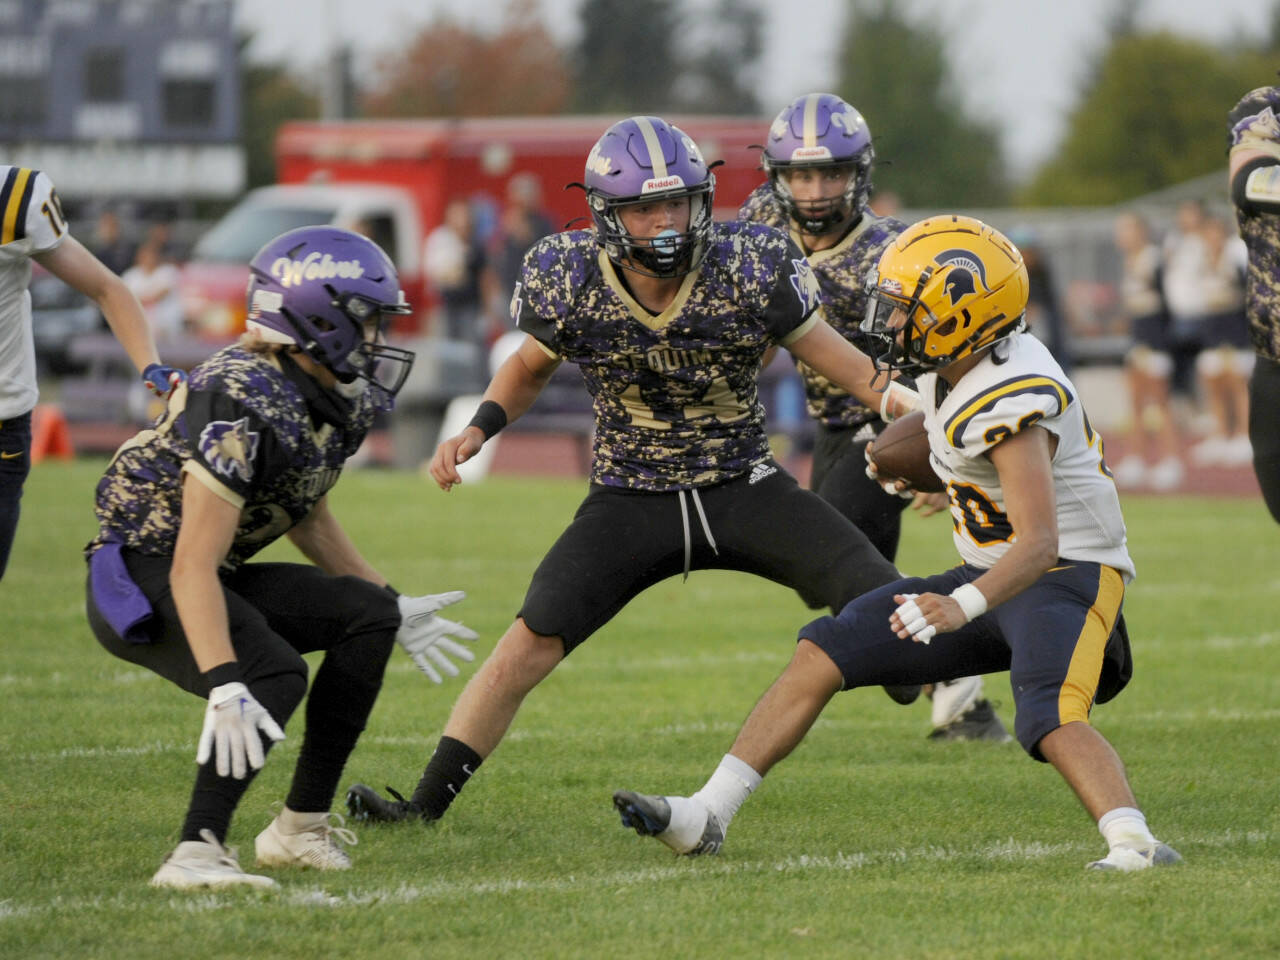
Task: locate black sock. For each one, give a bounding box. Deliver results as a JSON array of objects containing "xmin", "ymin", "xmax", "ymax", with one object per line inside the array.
[{"xmin": 410, "ymin": 736, "xmax": 482, "ymax": 820}]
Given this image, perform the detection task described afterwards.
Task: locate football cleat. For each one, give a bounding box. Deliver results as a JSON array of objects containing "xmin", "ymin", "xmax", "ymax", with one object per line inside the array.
[
  {"xmin": 613, "ymin": 790, "xmax": 724, "ymax": 856},
  {"xmin": 345, "ymin": 783, "xmax": 424, "ymax": 823},
  {"xmin": 151, "ymin": 829, "xmax": 277, "ymax": 890},
  {"xmin": 882, "ymin": 684, "xmax": 923, "ymax": 705},
  {"xmin": 255, "ymin": 809, "xmax": 358, "ymax": 870},
  {"xmin": 1087, "ymin": 841, "xmax": 1183, "ymax": 872},
  {"xmin": 927, "ymin": 699, "xmax": 1012, "ymax": 742},
  {"xmin": 930, "ymin": 676, "xmax": 983, "ymax": 728}
]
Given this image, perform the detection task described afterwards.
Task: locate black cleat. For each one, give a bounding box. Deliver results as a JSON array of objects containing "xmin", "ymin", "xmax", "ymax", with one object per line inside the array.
[
  {"xmin": 927, "ymin": 699, "xmax": 1012, "ymax": 742},
  {"xmin": 345, "ymin": 783, "xmax": 423, "ymax": 823},
  {"xmin": 882, "ymin": 683, "xmax": 923, "ymax": 705}
]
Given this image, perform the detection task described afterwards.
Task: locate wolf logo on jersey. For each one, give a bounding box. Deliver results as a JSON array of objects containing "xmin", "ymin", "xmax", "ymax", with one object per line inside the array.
[
  {"xmin": 739, "ymin": 183, "xmax": 905, "ymax": 428},
  {"xmin": 199, "ymin": 418, "xmax": 261, "ymax": 483},
  {"xmin": 513, "ymin": 220, "xmax": 819, "ymax": 490}
]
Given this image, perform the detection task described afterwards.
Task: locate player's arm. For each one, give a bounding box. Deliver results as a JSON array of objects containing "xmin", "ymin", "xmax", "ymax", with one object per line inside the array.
[
  {"xmin": 33, "ymin": 235, "xmax": 160, "ymax": 375},
  {"xmin": 169, "ymin": 472, "xmax": 242, "ymax": 673},
  {"xmin": 890, "ymin": 426, "xmax": 1058, "ymax": 642},
  {"xmin": 287, "ymin": 494, "xmax": 387, "ymax": 584},
  {"xmin": 428, "ymin": 334, "xmax": 561, "ymax": 490},
  {"xmin": 787, "ymin": 317, "xmax": 918, "ymax": 419}
]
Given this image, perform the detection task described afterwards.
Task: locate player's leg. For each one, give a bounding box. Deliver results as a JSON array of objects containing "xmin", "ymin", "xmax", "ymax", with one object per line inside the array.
[
  {"xmin": 86, "ymin": 552, "xmax": 309, "ymax": 887},
  {"xmin": 1248, "ymin": 354, "xmax": 1280, "ymax": 522},
  {"xmin": 615, "ymin": 569, "xmax": 1009, "ymax": 855},
  {"xmin": 350, "ymin": 486, "xmax": 686, "ymax": 824},
  {"xmin": 0, "ymin": 411, "xmax": 32, "ymax": 581},
  {"xmin": 812, "ymin": 424, "xmax": 909, "ymax": 562},
  {"xmin": 997, "ymin": 563, "xmax": 1180, "ymax": 871}
]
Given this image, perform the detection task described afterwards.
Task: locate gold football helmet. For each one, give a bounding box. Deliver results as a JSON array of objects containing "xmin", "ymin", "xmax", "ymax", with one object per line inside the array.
[{"xmin": 861, "ymin": 215, "xmax": 1028, "ymax": 376}]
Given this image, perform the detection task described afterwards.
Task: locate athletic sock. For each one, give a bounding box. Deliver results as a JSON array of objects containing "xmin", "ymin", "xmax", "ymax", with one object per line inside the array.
[
  {"xmin": 691, "ymin": 753, "xmax": 763, "ymax": 829},
  {"xmin": 1097, "ymin": 806, "xmax": 1157, "ymax": 849},
  {"xmin": 410, "ymin": 736, "xmax": 483, "ymax": 820}
]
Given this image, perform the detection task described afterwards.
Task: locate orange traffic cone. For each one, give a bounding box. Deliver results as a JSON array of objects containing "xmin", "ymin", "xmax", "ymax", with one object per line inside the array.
[{"xmin": 30, "ymin": 404, "xmax": 74, "ymax": 464}]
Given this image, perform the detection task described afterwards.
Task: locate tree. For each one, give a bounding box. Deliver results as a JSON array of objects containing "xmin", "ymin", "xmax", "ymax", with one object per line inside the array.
[
  {"xmin": 572, "ymin": 0, "xmax": 681, "ymax": 114},
  {"xmin": 1020, "ymin": 30, "xmax": 1274, "ymax": 205},
  {"xmin": 674, "ymin": 0, "xmax": 764, "ymax": 114},
  {"xmin": 832, "ymin": 0, "xmax": 1009, "ymax": 208},
  {"xmin": 239, "ymin": 36, "xmax": 319, "ymax": 189},
  {"xmin": 363, "ymin": 0, "xmax": 570, "ymax": 117}
]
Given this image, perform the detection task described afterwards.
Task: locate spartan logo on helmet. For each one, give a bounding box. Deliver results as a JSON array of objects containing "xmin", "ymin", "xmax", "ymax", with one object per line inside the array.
[{"xmin": 935, "ymin": 249, "xmax": 989, "ymax": 306}]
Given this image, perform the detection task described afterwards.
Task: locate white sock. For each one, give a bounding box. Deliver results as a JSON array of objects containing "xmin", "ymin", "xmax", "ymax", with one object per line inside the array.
[
  {"xmin": 657, "ymin": 796, "xmax": 710, "ymax": 853},
  {"xmin": 691, "ymin": 754, "xmax": 763, "ymax": 828},
  {"xmin": 1097, "ymin": 806, "xmax": 1156, "ymax": 849}
]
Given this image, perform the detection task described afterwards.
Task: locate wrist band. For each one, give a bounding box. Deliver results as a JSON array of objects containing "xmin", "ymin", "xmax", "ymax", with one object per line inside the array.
[
  {"xmin": 949, "ymin": 583, "xmax": 988, "ymax": 622},
  {"xmin": 467, "ymin": 400, "xmax": 508, "ymax": 440},
  {"xmin": 202, "ymin": 661, "xmax": 245, "ymax": 689},
  {"xmin": 880, "ymin": 381, "xmax": 920, "ymax": 423}
]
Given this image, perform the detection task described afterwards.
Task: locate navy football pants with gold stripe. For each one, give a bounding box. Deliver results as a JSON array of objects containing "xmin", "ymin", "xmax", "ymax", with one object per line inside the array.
[
  {"xmin": 802, "ymin": 561, "xmax": 1133, "ymax": 760},
  {"xmin": 0, "ymin": 411, "xmax": 32, "ymax": 581}
]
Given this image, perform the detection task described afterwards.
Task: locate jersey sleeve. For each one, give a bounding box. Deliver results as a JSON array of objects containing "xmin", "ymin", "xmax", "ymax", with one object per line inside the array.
[
  {"xmin": 1, "ymin": 168, "xmax": 66, "ymax": 253},
  {"xmin": 761, "ymin": 232, "xmax": 823, "ymax": 344},
  {"xmin": 941, "ymin": 373, "xmax": 1074, "ymax": 456},
  {"xmin": 180, "ymin": 388, "xmax": 286, "ymax": 507},
  {"xmin": 1231, "ymin": 155, "xmax": 1280, "ymax": 215},
  {"xmin": 512, "ymin": 236, "xmax": 569, "ymax": 358}
]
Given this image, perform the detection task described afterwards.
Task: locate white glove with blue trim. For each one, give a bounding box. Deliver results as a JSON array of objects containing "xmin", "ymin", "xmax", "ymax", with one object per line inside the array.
[{"xmin": 396, "ymin": 591, "xmax": 479, "ymax": 684}]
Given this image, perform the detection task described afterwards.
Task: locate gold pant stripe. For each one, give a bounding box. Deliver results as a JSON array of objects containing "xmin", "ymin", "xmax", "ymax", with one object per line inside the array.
[{"xmin": 1058, "ymin": 565, "xmax": 1124, "ymax": 725}]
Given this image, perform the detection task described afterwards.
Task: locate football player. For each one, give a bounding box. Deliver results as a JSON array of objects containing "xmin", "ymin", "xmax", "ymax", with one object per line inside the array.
[
  {"xmin": 741, "ymin": 94, "xmax": 1006, "ymax": 741},
  {"xmin": 84, "ymin": 226, "xmax": 478, "ymax": 889},
  {"xmin": 344, "ymin": 115, "xmax": 920, "ymax": 827},
  {"xmin": 613, "ymin": 217, "xmax": 1181, "ymax": 872},
  {"xmin": 1227, "ymin": 85, "xmax": 1280, "ymax": 522},
  {"xmin": 0, "ymin": 165, "xmax": 179, "ymax": 580}
]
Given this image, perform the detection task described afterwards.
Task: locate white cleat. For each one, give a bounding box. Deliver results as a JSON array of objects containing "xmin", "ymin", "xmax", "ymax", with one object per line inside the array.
[
  {"xmin": 255, "ymin": 809, "xmax": 358, "ymax": 871},
  {"xmin": 1087, "ymin": 841, "xmax": 1182, "ymax": 872},
  {"xmin": 930, "ymin": 676, "xmax": 983, "ymax": 729},
  {"xmin": 151, "ymin": 829, "xmax": 277, "ymax": 890}
]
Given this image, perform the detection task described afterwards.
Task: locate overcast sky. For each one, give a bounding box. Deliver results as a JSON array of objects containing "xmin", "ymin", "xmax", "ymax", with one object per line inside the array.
[{"xmin": 236, "ymin": 0, "xmax": 1274, "ymax": 180}]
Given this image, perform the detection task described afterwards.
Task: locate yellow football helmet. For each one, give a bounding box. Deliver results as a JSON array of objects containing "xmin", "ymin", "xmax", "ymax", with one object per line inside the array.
[{"xmin": 861, "ymin": 215, "xmax": 1028, "ymax": 376}]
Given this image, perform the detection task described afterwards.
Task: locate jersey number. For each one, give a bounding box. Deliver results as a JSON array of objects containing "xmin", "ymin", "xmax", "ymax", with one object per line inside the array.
[{"xmin": 41, "ymin": 188, "xmax": 67, "ymax": 238}]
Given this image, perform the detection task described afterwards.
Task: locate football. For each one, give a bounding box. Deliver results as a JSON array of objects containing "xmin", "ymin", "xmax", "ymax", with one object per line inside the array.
[{"xmin": 868, "ymin": 410, "xmax": 945, "ymax": 493}]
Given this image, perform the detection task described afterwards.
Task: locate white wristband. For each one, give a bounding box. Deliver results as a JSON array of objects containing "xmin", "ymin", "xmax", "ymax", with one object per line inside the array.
[
  {"xmin": 949, "ymin": 583, "xmax": 988, "ymax": 622},
  {"xmin": 880, "ymin": 381, "xmax": 921, "ymax": 423}
]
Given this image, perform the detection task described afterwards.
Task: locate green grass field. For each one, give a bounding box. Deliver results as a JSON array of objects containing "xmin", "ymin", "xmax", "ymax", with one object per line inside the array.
[{"xmin": 2, "ymin": 459, "xmax": 1277, "ymax": 959}]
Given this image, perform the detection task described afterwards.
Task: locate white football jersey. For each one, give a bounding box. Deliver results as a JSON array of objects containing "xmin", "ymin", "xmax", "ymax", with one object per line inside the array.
[
  {"xmin": 917, "ymin": 333, "xmax": 1135, "ymax": 581},
  {"xmin": 0, "ymin": 166, "xmax": 68, "ymax": 419}
]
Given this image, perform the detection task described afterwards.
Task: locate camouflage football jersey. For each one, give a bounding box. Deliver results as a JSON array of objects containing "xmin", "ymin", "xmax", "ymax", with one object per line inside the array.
[
  {"xmin": 0, "ymin": 166, "xmax": 67, "ymax": 419},
  {"xmin": 513, "ymin": 222, "xmax": 822, "ymax": 490},
  {"xmin": 87, "ymin": 345, "xmax": 383, "ymax": 568},
  {"xmin": 739, "ymin": 183, "xmax": 905, "ymax": 428},
  {"xmin": 1231, "ymin": 169, "xmax": 1280, "ymax": 362}
]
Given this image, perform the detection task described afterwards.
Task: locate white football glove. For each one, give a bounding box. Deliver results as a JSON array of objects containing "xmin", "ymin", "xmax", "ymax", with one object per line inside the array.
[
  {"xmin": 396, "ymin": 591, "xmax": 479, "ymax": 684},
  {"xmin": 195, "ymin": 682, "xmax": 286, "ymax": 779},
  {"xmin": 864, "ymin": 443, "xmax": 916, "ymax": 499}
]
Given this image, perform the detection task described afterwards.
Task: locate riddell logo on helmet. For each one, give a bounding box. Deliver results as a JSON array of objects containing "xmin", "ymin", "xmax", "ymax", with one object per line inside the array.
[
  {"xmin": 271, "ymin": 252, "xmax": 366, "ymax": 288},
  {"xmin": 643, "ymin": 176, "xmax": 685, "ymax": 192},
  {"xmin": 791, "ymin": 146, "xmax": 833, "ymax": 161}
]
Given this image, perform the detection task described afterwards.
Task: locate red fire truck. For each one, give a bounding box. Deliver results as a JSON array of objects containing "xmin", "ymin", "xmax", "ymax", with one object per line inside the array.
[{"xmin": 179, "ymin": 115, "xmax": 771, "ymax": 337}]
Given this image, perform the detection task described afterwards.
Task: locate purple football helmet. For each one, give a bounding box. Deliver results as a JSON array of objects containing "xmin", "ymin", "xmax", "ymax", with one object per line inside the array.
[
  {"xmin": 762, "ymin": 93, "xmax": 875, "ymax": 235},
  {"xmin": 583, "ymin": 116, "xmax": 715, "ymax": 277},
  {"xmin": 245, "ymin": 226, "xmax": 415, "ymax": 395},
  {"xmin": 1228, "ymin": 86, "xmax": 1280, "ymax": 148}
]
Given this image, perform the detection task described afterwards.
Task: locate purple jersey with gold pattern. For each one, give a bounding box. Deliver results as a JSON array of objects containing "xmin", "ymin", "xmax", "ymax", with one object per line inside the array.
[
  {"xmin": 739, "ymin": 183, "xmax": 904, "ymax": 428},
  {"xmin": 513, "ymin": 222, "xmax": 821, "ymax": 490},
  {"xmin": 87, "ymin": 344, "xmax": 383, "ymax": 568}
]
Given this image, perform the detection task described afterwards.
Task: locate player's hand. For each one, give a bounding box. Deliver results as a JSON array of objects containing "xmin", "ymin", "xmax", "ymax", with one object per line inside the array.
[
  {"xmin": 396, "ymin": 591, "xmax": 479, "ymax": 683},
  {"xmin": 195, "ymin": 682, "xmax": 285, "ymax": 779},
  {"xmin": 142, "ymin": 363, "xmax": 187, "ymax": 398},
  {"xmin": 890, "ymin": 592, "xmax": 967, "ymax": 644},
  {"xmin": 427, "ymin": 429, "xmax": 485, "ymax": 491},
  {"xmin": 909, "ymin": 491, "xmax": 949, "ymax": 516},
  {"xmin": 864, "ymin": 443, "xmax": 916, "ymax": 499}
]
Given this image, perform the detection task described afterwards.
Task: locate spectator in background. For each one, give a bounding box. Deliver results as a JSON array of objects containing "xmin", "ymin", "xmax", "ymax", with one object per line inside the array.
[
  {"xmin": 1112, "ymin": 211, "xmax": 1184, "ymax": 491},
  {"xmin": 1227, "ymin": 83, "xmax": 1280, "ymax": 522},
  {"xmin": 1011, "ymin": 229, "xmax": 1071, "ymax": 373},
  {"xmin": 87, "ymin": 208, "xmax": 136, "ymax": 276},
  {"xmin": 1191, "ymin": 215, "xmax": 1253, "ymax": 466},
  {"xmin": 1161, "ymin": 200, "xmax": 1210, "ymax": 399},
  {"xmin": 424, "ymin": 199, "xmax": 486, "ymax": 344},
  {"xmin": 483, "ymin": 172, "xmax": 554, "ymax": 339},
  {"xmin": 122, "ymin": 238, "xmax": 185, "ymax": 342}
]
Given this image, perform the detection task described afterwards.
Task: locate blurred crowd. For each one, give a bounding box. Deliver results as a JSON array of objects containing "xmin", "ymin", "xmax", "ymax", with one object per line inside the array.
[{"xmin": 1112, "ymin": 200, "xmax": 1251, "ymax": 491}]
